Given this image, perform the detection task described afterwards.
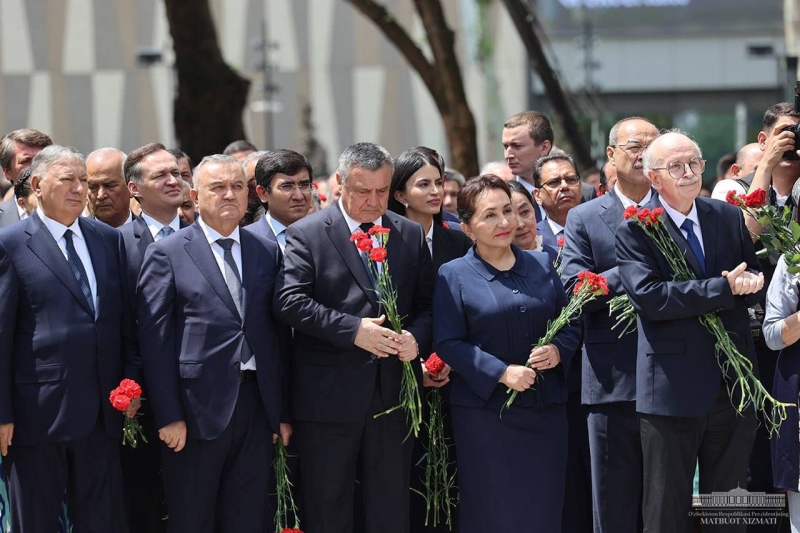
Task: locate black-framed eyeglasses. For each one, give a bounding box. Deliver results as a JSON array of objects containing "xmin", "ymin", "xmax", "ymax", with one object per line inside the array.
[
  {"xmin": 541, "ymin": 176, "xmax": 580, "ymax": 189},
  {"xmin": 652, "ymin": 158, "xmax": 705, "ymax": 180},
  {"xmin": 612, "ymin": 140, "xmax": 649, "ymax": 156},
  {"xmin": 276, "ymin": 180, "xmax": 312, "ymax": 193}
]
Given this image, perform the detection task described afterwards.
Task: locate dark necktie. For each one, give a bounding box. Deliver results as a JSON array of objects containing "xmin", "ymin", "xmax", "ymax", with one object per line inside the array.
[
  {"xmin": 358, "ymin": 222, "xmax": 377, "ymax": 288},
  {"xmin": 217, "ymin": 238, "xmax": 253, "ymax": 366},
  {"xmin": 64, "ymin": 229, "xmax": 95, "ymax": 315},
  {"xmin": 680, "ymin": 219, "xmax": 706, "ymax": 276}
]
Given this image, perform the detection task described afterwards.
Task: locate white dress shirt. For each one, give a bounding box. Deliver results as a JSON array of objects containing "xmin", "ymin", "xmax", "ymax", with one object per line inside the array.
[
  {"xmin": 37, "ymin": 209, "xmax": 98, "ymax": 314},
  {"xmin": 265, "ymin": 212, "xmax": 287, "ymax": 252},
  {"xmin": 614, "ymin": 184, "xmax": 652, "ymax": 209},
  {"xmin": 141, "ymin": 212, "xmax": 180, "ymax": 242},
  {"xmin": 15, "ymin": 195, "xmax": 27, "ymax": 221},
  {"xmin": 425, "ymin": 223, "xmax": 434, "ymax": 258},
  {"xmin": 515, "ymin": 175, "xmax": 535, "ymax": 195},
  {"xmin": 660, "ymin": 198, "xmax": 705, "ymax": 254},
  {"xmin": 196, "ymin": 218, "xmax": 255, "ymax": 371},
  {"xmin": 546, "ymin": 218, "xmax": 565, "ymax": 239},
  {"xmin": 762, "ymin": 255, "xmax": 799, "ymax": 351}
]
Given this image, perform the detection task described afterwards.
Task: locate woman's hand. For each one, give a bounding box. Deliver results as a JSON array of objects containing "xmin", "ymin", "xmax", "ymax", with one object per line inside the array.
[
  {"xmin": 422, "ymin": 363, "xmax": 451, "ymax": 388},
  {"xmin": 527, "ymin": 344, "xmax": 561, "ymax": 372},
  {"xmin": 499, "ymin": 365, "xmax": 537, "ymax": 392}
]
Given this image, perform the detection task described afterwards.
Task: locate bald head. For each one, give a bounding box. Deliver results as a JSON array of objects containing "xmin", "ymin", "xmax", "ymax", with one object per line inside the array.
[
  {"xmin": 733, "ymin": 143, "xmax": 763, "ymax": 178},
  {"xmin": 87, "ymin": 147, "xmax": 130, "ymax": 227}
]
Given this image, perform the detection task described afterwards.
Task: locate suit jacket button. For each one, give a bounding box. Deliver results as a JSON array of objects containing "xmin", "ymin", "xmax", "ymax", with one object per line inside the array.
[
  {"xmin": 520, "ymin": 306, "xmax": 526, "ymax": 313},
  {"xmin": 234, "ymin": 361, "xmax": 240, "ymax": 369}
]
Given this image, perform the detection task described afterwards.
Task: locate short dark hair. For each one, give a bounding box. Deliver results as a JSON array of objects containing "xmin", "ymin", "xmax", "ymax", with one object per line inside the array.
[
  {"xmin": 124, "ymin": 143, "xmax": 167, "ymax": 184},
  {"xmin": 167, "ymin": 148, "xmax": 192, "ymax": 168},
  {"xmin": 13, "ymin": 168, "xmax": 32, "ymax": 198},
  {"xmin": 389, "ymin": 146, "xmax": 445, "ymax": 226},
  {"xmin": 254, "ymin": 149, "xmax": 314, "ymax": 191},
  {"xmin": 763, "ymin": 102, "xmax": 800, "ymax": 132},
  {"xmin": 506, "ymin": 179, "xmax": 534, "ymax": 206},
  {"xmin": 0, "ymin": 128, "xmax": 53, "ymax": 171},
  {"xmin": 457, "ymin": 174, "xmax": 511, "ymax": 223},
  {"xmin": 715, "ymin": 152, "xmax": 736, "ymax": 178},
  {"xmin": 223, "ymin": 140, "xmax": 257, "ymax": 155},
  {"xmin": 533, "ymin": 153, "xmax": 579, "ymax": 188},
  {"xmin": 503, "ymin": 111, "xmax": 554, "ymax": 145}
]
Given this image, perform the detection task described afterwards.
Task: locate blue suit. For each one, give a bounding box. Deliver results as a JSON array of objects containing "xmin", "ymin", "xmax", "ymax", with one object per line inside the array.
[
  {"xmin": 0, "ymin": 213, "xmax": 137, "ymax": 532},
  {"xmin": 561, "ymin": 189, "xmax": 651, "ymax": 533},
  {"xmin": 136, "ymin": 222, "xmax": 286, "ymax": 532},
  {"xmin": 434, "ymin": 245, "xmax": 579, "ymax": 532},
  {"xmin": 537, "ymin": 217, "xmax": 559, "ymax": 249},
  {"xmin": 616, "ymin": 196, "xmax": 763, "ymax": 533}
]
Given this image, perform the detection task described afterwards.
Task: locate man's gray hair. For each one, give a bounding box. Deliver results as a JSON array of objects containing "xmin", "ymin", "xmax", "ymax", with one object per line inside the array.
[
  {"xmin": 242, "ymin": 150, "xmax": 268, "ymax": 168},
  {"xmin": 30, "ymin": 145, "xmax": 85, "ymax": 180},
  {"xmin": 193, "ymin": 154, "xmax": 243, "ymax": 186},
  {"xmin": 641, "ymin": 128, "xmax": 703, "ymax": 176},
  {"xmin": 444, "ymin": 167, "xmax": 466, "ymax": 186},
  {"xmin": 336, "ymin": 142, "xmax": 393, "ymax": 185}
]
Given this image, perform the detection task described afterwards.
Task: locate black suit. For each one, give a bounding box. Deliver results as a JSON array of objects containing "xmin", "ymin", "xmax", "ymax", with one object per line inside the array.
[
  {"xmin": 0, "ymin": 213, "xmax": 137, "ymax": 532},
  {"xmin": 616, "ymin": 197, "xmax": 763, "ymax": 533},
  {"xmin": 275, "ymin": 205, "xmax": 433, "ymax": 533},
  {"xmin": 137, "ymin": 222, "xmax": 287, "ymax": 532},
  {"xmin": 0, "ymin": 197, "xmax": 20, "ymax": 229},
  {"xmin": 117, "ymin": 215, "xmax": 186, "ymax": 533},
  {"xmin": 430, "ymin": 223, "xmax": 471, "ymax": 272}
]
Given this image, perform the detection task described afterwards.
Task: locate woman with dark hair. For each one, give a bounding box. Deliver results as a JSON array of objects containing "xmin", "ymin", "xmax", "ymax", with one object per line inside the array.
[
  {"xmin": 506, "ymin": 180, "xmax": 558, "ymax": 263},
  {"xmin": 433, "ymin": 175, "xmax": 579, "ymax": 532},
  {"xmin": 389, "ymin": 146, "xmax": 471, "ymax": 272},
  {"xmin": 389, "ymin": 147, "xmax": 470, "ymax": 533}
]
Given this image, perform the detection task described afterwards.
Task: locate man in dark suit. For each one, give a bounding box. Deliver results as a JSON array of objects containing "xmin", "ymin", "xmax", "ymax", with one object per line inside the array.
[
  {"xmin": 616, "ymin": 131, "xmax": 765, "ymax": 533},
  {"xmin": 117, "ymin": 142, "xmax": 186, "ymax": 533},
  {"xmin": 253, "ymin": 149, "xmax": 313, "ymax": 251},
  {"xmin": 86, "ymin": 148, "xmax": 136, "ymax": 228},
  {"xmin": 561, "ymin": 117, "xmax": 658, "ymax": 533},
  {"xmin": 532, "ymin": 153, "xmax": 582, "ymax": 249},
  {"xmin": 0, "ymin": 145, "xmax": 138, "ymax": 532},
  {"xmin": 0, "ymin": 128, "xmax": 52, "ymax": 229},
  {"xmin": 275, "ymin": 142, "xmax": 433, "ymax": 533},
  {"xmin": 137, "ymin": 154, "xmax": 289, "ymax": 532}
]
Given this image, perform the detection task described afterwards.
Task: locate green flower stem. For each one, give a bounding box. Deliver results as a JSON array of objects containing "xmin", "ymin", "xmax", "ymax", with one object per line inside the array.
[
  {"xmin": 122, "ymin": 416, "xmax": 147, "ymax": 448},
  {"xmin": 274, "ymin": 439, "xmax": 300, "ymax": 533},
  {"xmin": 608, "ymin": 294, "xmax": 636, "ymax": 337}
]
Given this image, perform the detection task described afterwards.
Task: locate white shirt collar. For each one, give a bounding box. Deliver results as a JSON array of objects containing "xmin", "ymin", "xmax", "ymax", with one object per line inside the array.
[
  {"xmin": 141, "ymin": 211, "xmax": 180, "ymax": 239},
  {"xmin": 36, "ymin": 208, "xmax": 84, "ymax": 242},
  {"xmin": 547, "ymin": 217, "xmax": 565, "ymax": 236},
  {"xmin": 660, "ymin": 197, "xmax": 700, "ymax": 230},
  {"xmin": 776, "ymin": 190, "xmax": 789, "ymax": 207},
  {"xmin": 14, "ymin": 195, "xmax": 27, "ymax": 220},
  {"xmin": 614, "ymin": 184, "xmax": 652, "ymax": 209},
  {"xmin": 265, "ymin": 211, "xmax": 287, "ymax": 238},
  {"xmin": 197, "ymin": 216, "xmax": 240, "ymax": 245},
  {"xmin": 338, "ymin": 198, "xmax": 382, "ymax": 233},
  {"xmin": 515, "ymin": 176, "xmax": 536, "ymax": 195},
  {"xmin": 425, "ymin": 222, "xmax": 434, "ymax": 243}
]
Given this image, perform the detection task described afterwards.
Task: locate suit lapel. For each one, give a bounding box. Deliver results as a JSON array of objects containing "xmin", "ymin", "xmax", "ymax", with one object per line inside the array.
[
  {"xmin": 382, "ymin": 213, "xmax": 403, "ymax": 275},
  {"xmin": 696, "ymin": 199, "xmax": 717, "ymax": 276},
  {"xmin": 184, "ymin": 224, "xmax": 241, "ymax": 320},
  {"xmin": 240, "ymin": 231, "xmax": 259, "ymax": 322},
  {"xmin": 25, "ymin": 216, "xmax": 94, "ymax": 316},
  {"xmin": 80, "ymin": 219, "xmax": 106, "ymax": 316},
  {"xmin": 325, "ymin": 207, "xmax": 379, "ymax": 310},
  {"xmin": 133, "ymin": 216, "xmax": 154, "ymax": 261},
  {"xmin": 599, "ymin": 190, "xmax": 625, "ymax": 234}
]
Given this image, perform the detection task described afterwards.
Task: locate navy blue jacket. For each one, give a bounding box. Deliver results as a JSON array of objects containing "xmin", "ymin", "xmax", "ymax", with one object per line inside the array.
[
  {"xmin": 0, "ymin": 214, "xmax": 138, "ymax": 445},
  {"xmin": 616, "ymin": 197, "xmax": 764, "ymax": 417},
  {"xmin": 433, "ymin": 245, "xmax": 580, "ymax": 408},
  {"xmin": 118, "ymin": 215, "xmax": 188, "ymax": 296},
  {"xmin": 136, "ymin": 223, "xmax": 286, "ymax": 439},
  {"xmin": 561, "ymin": 189, "xmax": 652, "ymax": 405}
]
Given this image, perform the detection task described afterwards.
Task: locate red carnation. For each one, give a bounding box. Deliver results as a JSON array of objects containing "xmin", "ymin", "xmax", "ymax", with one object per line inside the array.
[
  {"xmin": 356, "ymin": 238, "xmax": 373, "ymax": 253},
  {"xmin": 648, "ymin": 207, "xmax": 664, "ymax": 225},
  {"xmin": 119, "ymin": 379, "xmax": 142, "ymax": 399},
  {"xmin": 369, "ymin": 247, "xmax": 388, "ymax": 262},
  {"xmin": 424, "ymin": 353, "xmax": 445, "ymax": 376},
  {"xmin": 319, "ymin": 194, "xmax": 327, "ymax": 202},
  {"xmin": 312, "ymin": 181, "xmax": 319, "ymax": 189},
  {"xmin": 726, "ymin": 190, "xmax": 743, "ymax": 206},
  {"xmin": 574, "ymin": 271, "xmax": 609, "ymax": 296},
  {"xmin": 637, "ymin": 208, "xmax": 651, "ymax": 226},
  {"xmin": 744, "ymin": 189, "xmax": 767, "ymax": 208},
  {"xmin": 282, "ymin": 529, "xmax": 304, "ymax": 533},
  {"xmin": 557, "ymin": 236, "xmax": 566, "ymax": 248},
  {"xmin": 110, "ymin": 391, "xmax": 131, "ymax": 412},
  {"xmin": 623, "ymin": 205, "xmax": 639, "ymax": 220},
  {"xmin": 442, "ymin": 221, "xmax": 450, "ymax": 229},
  {"xmin": 350, "ymin": 230, "xmax": 369, "ymax": 243},
  {"xmin": 368, "ymin": 225, "xmax": 390, "ymax": 236}
]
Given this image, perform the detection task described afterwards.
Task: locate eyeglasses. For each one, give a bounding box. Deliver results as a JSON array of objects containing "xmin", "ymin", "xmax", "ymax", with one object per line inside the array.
[
  {"xmin": 612, "ymin": 140, "xmax": 649, "ymax": 156},
  {"xmin": 541, "ymin": 176, "xmax": 580, "ymax": 189},
  {"xmin": 275, "ymin": 180, "xmax": 312, "ymax": 193},
  {"xmin": 651, "ymin": 158, "xmax": 705, "ymax": 180}
]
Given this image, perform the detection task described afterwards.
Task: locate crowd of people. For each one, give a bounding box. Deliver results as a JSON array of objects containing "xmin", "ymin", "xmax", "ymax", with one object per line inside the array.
[{"xmin": 0, "ymin": 103, "xmax": 797, "ymax": 533}]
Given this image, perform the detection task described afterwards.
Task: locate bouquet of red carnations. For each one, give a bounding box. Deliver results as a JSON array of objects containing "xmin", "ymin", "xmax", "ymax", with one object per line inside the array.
[{"xmin": 109, "ymin": 378, "xmax": 147, "ymax": 448}]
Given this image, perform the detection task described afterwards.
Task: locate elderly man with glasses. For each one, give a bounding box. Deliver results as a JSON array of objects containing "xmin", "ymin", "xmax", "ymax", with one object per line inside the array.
[{"xmin": 616, "ymin": 130, "xmax": 765, "ymax": 533}]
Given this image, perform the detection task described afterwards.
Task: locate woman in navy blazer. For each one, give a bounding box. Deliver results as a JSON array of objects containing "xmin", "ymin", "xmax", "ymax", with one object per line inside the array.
[
  {"xmin": 434, "ymin": 175, "xmax": 580, "ymax": 532},
  {"xmin": 388, "ymin": 146, "xmax": 470, "ymax": 532}
]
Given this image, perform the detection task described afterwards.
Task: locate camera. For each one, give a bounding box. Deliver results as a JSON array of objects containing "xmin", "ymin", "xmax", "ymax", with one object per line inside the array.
[{"xmin": 781, "ymin": 81, "xmax": 800, "ymax": 160}]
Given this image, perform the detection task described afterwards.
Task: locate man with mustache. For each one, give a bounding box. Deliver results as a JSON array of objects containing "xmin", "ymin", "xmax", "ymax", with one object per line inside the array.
[
  {"xmin": 86, "ymin": 148, "xmax": 134, "ymax": 228},
  {"xmin": 616, "ymin": 131, "xmax": 765, "ymax": 533},
  {"xmin": 533, "ymin": 153, "xmax": 582, "ymax": 248},
  {"xmin": 561, "ymin": 117, "xmax": 658, "ymax": 533}
]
